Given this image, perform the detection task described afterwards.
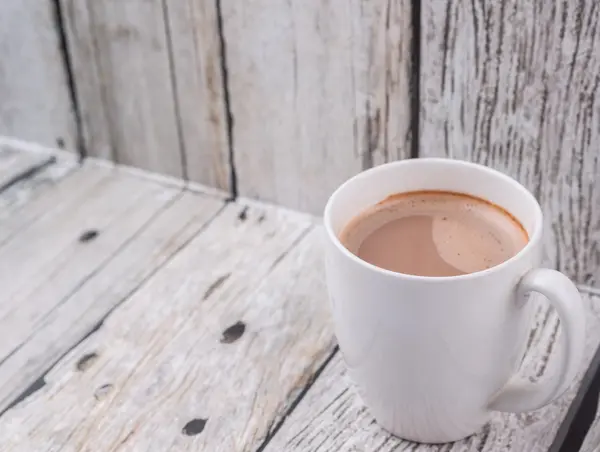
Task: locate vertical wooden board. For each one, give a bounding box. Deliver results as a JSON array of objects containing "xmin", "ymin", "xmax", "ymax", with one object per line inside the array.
[
  {"xmin": 60, "ymin": 0, "xmax": 111, "ymax": 159},
  {"xmin": 420, "ymin": 1, "xmax": 600, "ymax": 285},
  {"xmin": 165, "ymin": 0, "xmax": 231, "ymax": 190},
  {"xmin": 0, "ymin": 168, "xmax": 181, "ymax": 364},
  {"xmin": 222, "ymin": 0, "xmax": 412, "ymax": 214},
  {"xmin": 0, "ymin": 191, "xmax": 224, "ymax": 411},
  {"xmin": 0, "ymin": 205, "xmax": 335, "ymax": 452},
  {"xmin": 61, "ymin": 0, "xmax": 183, "ymax": 177},
  {"xmin": 0, "ymin": 0, "xmax": 76, "ymax": 149},
  {"xmin": 261, "ymin": 291, "xmax": 600, "ymax": 451}
]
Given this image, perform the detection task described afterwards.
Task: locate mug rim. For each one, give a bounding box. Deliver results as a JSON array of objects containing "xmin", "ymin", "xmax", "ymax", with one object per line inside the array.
[{"xmin": 323, "ymin": 158, "xmax": 543, "ymax": 282}]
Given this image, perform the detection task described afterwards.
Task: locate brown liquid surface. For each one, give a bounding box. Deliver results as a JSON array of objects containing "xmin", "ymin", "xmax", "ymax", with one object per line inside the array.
[{"xmin": 339, "ymin": 191, "xmax": 528, "ymax": 277}]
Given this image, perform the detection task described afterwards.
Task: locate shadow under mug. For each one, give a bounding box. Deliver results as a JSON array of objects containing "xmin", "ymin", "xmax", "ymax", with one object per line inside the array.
[{"xmin": 323, "ymin": 158, "xmax": 585, "ymax": 443}]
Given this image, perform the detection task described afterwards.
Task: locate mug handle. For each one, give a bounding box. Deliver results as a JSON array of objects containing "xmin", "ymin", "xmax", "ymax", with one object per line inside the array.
[{"xmin": 489, "ymin": 268, "xmax": 586, "ymax": 413}]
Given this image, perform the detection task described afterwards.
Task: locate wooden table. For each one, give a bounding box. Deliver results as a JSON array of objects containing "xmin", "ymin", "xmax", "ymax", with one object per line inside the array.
[{"xmin": 1, "ymin": 145, "xmax": 600, "ymax": 452}]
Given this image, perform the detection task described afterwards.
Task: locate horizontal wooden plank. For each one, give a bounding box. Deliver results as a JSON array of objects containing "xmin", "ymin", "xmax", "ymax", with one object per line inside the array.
[
  {"xmin": 223, "ymin": 0, "xmax": 412, "ymax": 214},
  {"xmin": 0, "ymin": 190, "xmax": 223, "ymax": 412},
  {"xmin": 0, "ymin": 204, "xmax": 335, "ymax": 451},
  {"xmin": 0, "ymin": 146, "xmax": 53, "ymax": 192},
  {"xmin": 0, "ymin": 166, "xmax": 183, "ymax": 371},
  {"xmin": 0, "ymin": 156, "xmax": 77, "ymax": 219},
  {"xmin": 0, "ymin": 0, "xmax": 76, "ymax": 149},
  {"xmin": 261, "ymin": 291, "xmax": 600, "ymax": 451},
  {"xmin": 0, "ymin": 161, "xmax": 107, "ymax": 247},
  {"xmin": 420, "ymin": 0, "xmax": 600, "ymax": 285}
]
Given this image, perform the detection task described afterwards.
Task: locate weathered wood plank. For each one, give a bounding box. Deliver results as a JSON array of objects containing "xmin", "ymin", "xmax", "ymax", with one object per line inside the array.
[
  {"xmin": 222, "ymin": 0, "xmax": 412, "ymax": 214},
  {"xmin": 0, "ymin": 161, "xmax": 112, "ymax": 243},
  {"xmin": 165, "ymin": 0, "xmax": 231, "ymax": 190},
  {"xmin": 0, "ymin": 0, "xmax": 76, "ymax": 149},
  {"xmin": 261, "ymin": 291, "xmax": 600, "ymax": 451},
  {"xmin": 420, "ymin": 0, "xmax": 600, "ymax": 285},
  {"xmin": 60, "ymin": 0, "xmax": 183, "ymax": 176},
  {"xmin": 0, "ymin": 161, "xmax": 107, "ymax": 247},
  {"xmin": 0, "ymin": 146, "xmax": 54, "ymax": 192},
  {"xmin": 0, "ymin": 205, "xmax": 335, "ymax": 451},
  {"xmin": 0, "ymin": 190, "xmax": 223, "ymax": 412},
  {"xmin": 0, "ymin": 166, "xmax": 183, "ymax": 370},
  {"xmin": 0, "ymin": 153, "xmax": 77, "ymax": 219}
]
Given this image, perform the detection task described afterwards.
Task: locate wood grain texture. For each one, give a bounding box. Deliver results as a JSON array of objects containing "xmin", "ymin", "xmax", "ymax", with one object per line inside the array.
[
  {"xmin": 0, "ymin": 146, "xmax": 54, "ymax": 192},
  {"xmin": 164, "ymin": 0, "xmax": 231, "ymax": 190},
  {"xmin": 0, "ymin": 204, "xmax": 335, "ymax": 451},
  {"xmin": 261, "ymin": 291, "xmax": 600, "ymax": 452},
  {"xmin": 0, "ymin": 0, "xmax": 76, "ymax": 150},
  {"xmin": 60, "ymin": 0, "xmax": 183, "ymax": 176},
  {"xmin": 0, "ymin": 165, "xmax": 182, "ymax": 373},
  {"xmin": 0, "ymin": 161, "xmax": 107, "ymax": 247},
  {"xmin": 0, "ymin": 152, "xmax": 77, "ymax": 219},
  {"xmin": 0, "ymin": 189, "xmax": 223, "ymax": 412},
  {"xmin": 222, "ymin": 0, "xmax": 412, "ymax": 214},
  {"xmin": 420, "ymin": 0, "xmax": 600, "ymax": 285}
]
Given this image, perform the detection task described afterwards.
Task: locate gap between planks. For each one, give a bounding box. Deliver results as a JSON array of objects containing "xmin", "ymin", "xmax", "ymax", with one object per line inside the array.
[
  {"xmin": 0, "ymin": 155, "xmax": 231, "ymax": 412},
  {"xmin": 0, "ymin": 151, "xmax": 322, "ymax": 451},
  {"xmin": 257, "ymin": 284, "xmax": 600, "ymax": 451},
  {"xmin": 0, "ymin": 195, "xmax": 228, "ymax": 416},
  {"xmin": 0, "ymin": 202, "xmax": 334, "ymax": 451},
  {"xmin": 4, "ymin": 148, "xmax": 600, "ymax": 451},
  {"xmin": 0, "ymin": 155, "xmax": 336, "ymax": 452}
]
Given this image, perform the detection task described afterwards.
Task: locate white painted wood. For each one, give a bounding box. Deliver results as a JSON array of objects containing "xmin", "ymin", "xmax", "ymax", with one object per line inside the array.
[
  {"xmin": 0, "ymin": 190, "xmax": 223, "ymax": 411},
  {"xmin": 0, "ymin": 161, "xmax": 108, "ymax": 247},
  {"xmin": 0, "ymin": 166, "xmax": 183, "ymax": 368},
  {"xmin": 420, "ymin": 0, "xmax": 600, "ymax": 285},
  {"xmin": 0, "ymin": 155, "xmax": 77, "ymax": 221},
  {"xmin": 60, "ymin": 0, "xmax": 183, "ymax": 177},
  {"xmin": 0, "ymin": 0, "xmax": 76, "ymax": 150},
  {"xmin": 0, "ymin": 205, "xmax": 335, "ymax": 452},
  {"xmin": 0, "ymin": 146, "xmax": 53, "ymax": 191},
  {"xmin": 261, "ymin": 292, "xmax": 600, "ymax": 451},
  {"xmin": 0, "ymin": 137, "xmax": 77, "ymax": 159},
  {"xmin": 222, "ymin": 0, "xmax": 412, "ymax": 214},
  {"xmin": 165, "ymin": 0, "xmax": 231, "ymax": 190}
]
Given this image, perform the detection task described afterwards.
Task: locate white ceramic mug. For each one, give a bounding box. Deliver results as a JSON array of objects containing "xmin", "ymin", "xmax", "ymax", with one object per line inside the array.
[{"xmin": 323, "ymin": 158, "xmax": 586, "ymax": 443}]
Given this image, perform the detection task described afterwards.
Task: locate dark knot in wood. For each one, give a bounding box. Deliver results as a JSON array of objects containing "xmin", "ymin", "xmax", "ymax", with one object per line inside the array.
[
  {"xmin": 182, "ymin": 418, "xmax": 207, "ymax": 436},
  {"xmin": 79, "ymin": 230, "xmax": 99, "ymax": 243},
  {"xmin": 76, "ymin": 352, "xmax": 99, "ymax": 371},
  {"xmin": 220, "ymin": 321, "xmax": 246, "ymax": 344}
]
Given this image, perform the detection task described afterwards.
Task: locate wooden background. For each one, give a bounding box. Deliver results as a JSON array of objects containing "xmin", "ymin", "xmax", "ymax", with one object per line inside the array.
[{"xmin": 1, "ymin": 0, "xmax": 599, "ymax": 284}]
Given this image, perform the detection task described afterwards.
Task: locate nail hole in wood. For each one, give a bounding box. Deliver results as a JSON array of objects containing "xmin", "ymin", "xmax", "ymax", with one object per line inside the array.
[
  {"xmin": 238, "ymin": 206, "xmax": 248, "ymax": 221},
  {"xmin": 56, "ymin": 137, "xmax": 66, "ymax": 149},
  {"xmin": 76, "ymin": 352, "xmax": 99, "ymax": 372},
  {"xmin": 94, "ymin": 383, "xmax": 113, "ymax": 401},
  {"xmin": 220, "ymin": 321, "xmax": 246, "ymax": 344},
  {"xmin": 79, "ymin": 230, "xmax": 99, "ymax": 243},
  {"xmin": 182, "ymin": 418, "xmax": 207, "ymax": 436}
]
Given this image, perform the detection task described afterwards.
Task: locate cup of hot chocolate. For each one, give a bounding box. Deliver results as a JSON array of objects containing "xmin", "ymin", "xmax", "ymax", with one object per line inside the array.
[{"xmin": 323, "ymin": 158, "xmax": 585, "ymax": 443}]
